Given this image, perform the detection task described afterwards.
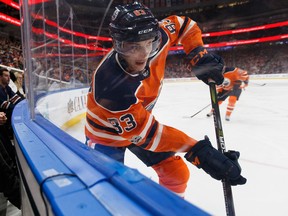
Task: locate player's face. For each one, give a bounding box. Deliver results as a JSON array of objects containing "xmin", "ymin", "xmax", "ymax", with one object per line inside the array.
[{"xmin": 122, "ymin": 39, "xmax": 153, "ymax": 73}]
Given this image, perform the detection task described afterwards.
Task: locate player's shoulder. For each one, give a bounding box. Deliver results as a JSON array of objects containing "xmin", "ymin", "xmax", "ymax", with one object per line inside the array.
[
  {"xmin": 159, "ymin": 15, "xmax": 179, "ymax": 23},
  {"xmin": 159, "ymin": 15, "xmax": 197, "ymax": 44},
  {"xmin": 237, "ymin": 68, "xmax": 248, "ymax": 75},
  {"xmin": 237, "ymin": 68, "xmax": 249, "ymax": 80},
  {"xmin": 94, "ymin": 52, "xmax": 119, "ymax": 80},
  {"xmin": 159, "ymin": 15, "xmax": 194, "ymax": 29},
  {"xmin": 93, "ymin": 52, "xmax": 141, "ymax": 111},
  {"xmin": 159, "ymin": 15, "xmax": 179, "ymax": 35},
  {"xmin": 159, "ymin": 15, "xmax": 192, "ymax": 23}
]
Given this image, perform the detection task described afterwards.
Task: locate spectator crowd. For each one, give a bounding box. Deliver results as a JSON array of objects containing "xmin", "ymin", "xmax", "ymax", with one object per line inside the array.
[
  {"xmin": 165, "ymin": 42, "xmax": 288, "ymax": 78},
  {"xmin": 2, "ymin": 37, "xmax": 288, "ymax": 84}
]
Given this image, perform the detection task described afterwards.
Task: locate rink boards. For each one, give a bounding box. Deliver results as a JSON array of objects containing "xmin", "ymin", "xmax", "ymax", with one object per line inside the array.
[{"xmin": 12, "ymin": 98, "xmax": 209, "ymax": 216}]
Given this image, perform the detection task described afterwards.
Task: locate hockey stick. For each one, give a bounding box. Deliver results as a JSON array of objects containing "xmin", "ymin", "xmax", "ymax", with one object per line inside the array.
[
  {"xmin": 184, "ymin": 89, "xmax": 232, "ymax": 119},
  {"xmin": 249, "ymin": 82, "xmax": 266, "ymax": 86},
  {"xmin": 184, "ymin": 103, "xmax": 210, "ymax": 118},
  {"xmin": 208, "ymin": 80, "xmax": 236, "ymax": 216}
]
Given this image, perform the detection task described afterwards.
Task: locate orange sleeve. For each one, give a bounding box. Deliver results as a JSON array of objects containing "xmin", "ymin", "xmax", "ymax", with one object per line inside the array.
[
  {"xmin": 86, "ymin": 89, "xmax": 198, "ymax": 152},
  {"xmin": 159, "ymin": 15, "xmax": 204, "ymax": 54},
  {"xmin": 237, "ymin": 68, "xmax": 249, "ymax": 82},
  {"xmin": 100, "ymin": 102, "xmax": 197, "ymax": 152}
]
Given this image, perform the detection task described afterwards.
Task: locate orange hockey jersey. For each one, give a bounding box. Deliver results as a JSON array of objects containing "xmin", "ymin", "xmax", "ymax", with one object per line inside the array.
[
  {"xmin": 217, "ymin": 67, "xmax": 249, "ymax": 92},
  {"xmin": 85, "ymin": 15, "xmax": 204, "ymax": 152}
]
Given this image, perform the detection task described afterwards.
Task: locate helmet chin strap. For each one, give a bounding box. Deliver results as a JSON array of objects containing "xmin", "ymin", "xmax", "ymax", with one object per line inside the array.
[{"xmin": 116, "ymin": 53, "xmax": 150, "ymax": 80}]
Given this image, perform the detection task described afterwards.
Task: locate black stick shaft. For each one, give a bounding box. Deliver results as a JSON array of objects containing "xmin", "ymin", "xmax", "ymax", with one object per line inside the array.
[{"xmin": 208, "ymin": 81, "xmax": 236, "ymax": 216}]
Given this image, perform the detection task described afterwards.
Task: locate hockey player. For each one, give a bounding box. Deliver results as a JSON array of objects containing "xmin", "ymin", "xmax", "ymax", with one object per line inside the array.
[
  {"xmin": 85, "ymin": 2, "xmax": 246, "ymax": 197},
  {"xmin": 207, "ymin": 66, "xmax": 249, "ymax": 121}
]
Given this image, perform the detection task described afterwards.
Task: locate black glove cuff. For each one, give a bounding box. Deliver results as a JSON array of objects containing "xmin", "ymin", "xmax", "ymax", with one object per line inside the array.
[
  {"xmin": 190, "ymin": 138, "xmax": 212, "ymax": 154},
  {"xmin": 186, "ymin": 46, "xmax": 206, "ymax": 66}
]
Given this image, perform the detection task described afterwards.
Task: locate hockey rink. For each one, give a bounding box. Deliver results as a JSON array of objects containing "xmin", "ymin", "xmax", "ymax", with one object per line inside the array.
[{"xmin": 66, "ymin": 78, "xmax": 288, "ymax": 216}]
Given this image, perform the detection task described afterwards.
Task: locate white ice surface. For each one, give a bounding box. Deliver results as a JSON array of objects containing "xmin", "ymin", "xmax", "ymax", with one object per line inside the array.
[{"xmin": 66, "ymin": 79, "xmax": 288, "ymax": 216}]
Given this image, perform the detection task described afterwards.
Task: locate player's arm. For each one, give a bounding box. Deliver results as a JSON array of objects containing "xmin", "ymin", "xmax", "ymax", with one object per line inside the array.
[
  {"xmin": 100, "ymin": 94, "xmax": 247, "ymax": 186},
  {"xmin": 126, "ymin": 101, "xmax": 247, "ymax": 185},
  {"xmin": 242, "ymin": 70, "xmax": 249, "ymax": 88},
  {"xmin": 187, "ymin": 46, "xmax": 225, "ymax": 85},
  {"xmin": 101, "ymin": 102, "xmax": 198, "ymax": 152},
  {"xmin": 163, "ymin": 15, "xmax": 224, "ymax": 85},
  {"xmin": 236, "ymin": 68, "xmax": 249, "ymax": 89}
]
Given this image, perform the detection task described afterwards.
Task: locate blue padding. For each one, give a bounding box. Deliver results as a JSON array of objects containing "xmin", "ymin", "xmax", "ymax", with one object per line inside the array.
[
  {"xmin": 13, "ymin": 101, "xmax": 107, "ymax": 187},
  {"xmin": 12, "ymin": 100, "xmax": 210, "ymax": 216},
  {"xmin": 50, "ymin": 190, "xmax": 111, "ymax": 216}
]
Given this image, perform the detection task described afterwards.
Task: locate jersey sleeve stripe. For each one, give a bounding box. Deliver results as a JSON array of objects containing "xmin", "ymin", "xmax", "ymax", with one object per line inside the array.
[
  {"xmin": 138, "ymin": 121, "xmax": 158, "ymax": 148},
  {"xmin": 85, "ymin": 121, "xmax": 126, "ymax": 141},
  {"xmin": 176, "ymin": 16, "xmax": 185, "ymax": 27},
  {"xmin": 138, "ymin": 114, "xmax": 155, "ymax": 140},
  {"xmin": 148, "ymin": 123, "xmax": 164, "ymax": 151},
  {"xmin": 178, "ymin": 19, "xmax": 196, "ymax": 44},
  {"xmin": 86, "ymin": 116, "xmax": 118, "ymax": 134},
  {"xmin": 178, "ymin": 16, "xmax": 189, "ymax": 38},
  {"xmin": 87, "ymin": 108, "xmax": 114, "ymax": 127}
]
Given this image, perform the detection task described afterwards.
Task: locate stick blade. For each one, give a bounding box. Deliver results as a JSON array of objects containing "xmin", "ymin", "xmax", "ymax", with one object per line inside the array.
[{"xmin": 182, "ymin": 115, "xmax": 193, "ymax": 119}]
